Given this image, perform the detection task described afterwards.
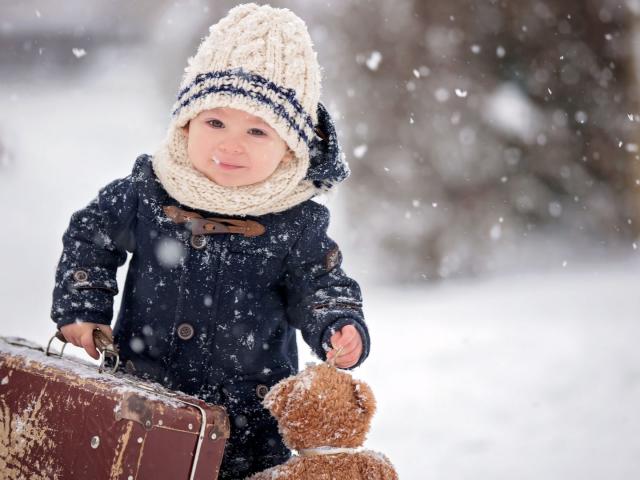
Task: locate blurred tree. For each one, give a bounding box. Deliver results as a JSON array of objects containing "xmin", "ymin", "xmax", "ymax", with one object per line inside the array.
[
  {"xmin": 323, "ymin": 0, "xmax": 640, "ymax": 282},
  {"xmin": 6, "ymin": 0, "xmax": 636, "ymax": 283}
]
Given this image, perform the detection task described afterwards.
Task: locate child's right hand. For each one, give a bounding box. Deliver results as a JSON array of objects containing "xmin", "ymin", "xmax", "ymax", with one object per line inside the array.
[{"xmin": 59, "ymin": 322, "xmax": 113, "ymax": 360}]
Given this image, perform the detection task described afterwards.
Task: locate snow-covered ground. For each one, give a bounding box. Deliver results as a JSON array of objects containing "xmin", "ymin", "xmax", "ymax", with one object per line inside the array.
[
  {"xmin": 337, "ymin": 261, "xmax": 640, "ymax": 479},
  {"xmin": 2, "ymin": 46, "xmax": 640, "ymax": 479}
]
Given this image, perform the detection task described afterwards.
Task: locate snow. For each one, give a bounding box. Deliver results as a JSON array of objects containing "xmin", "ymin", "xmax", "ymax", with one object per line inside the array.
[
  {"xmin": 154, "ymin": 237, "xmax": 187, "ymax": 269},
  {"xmin": 483, "ymin": 83, "xmax": 545, "ymax": 144},
  {"xmin": 1, "ymin": 20, "xmax": 639, "ymax": 480},
  {"xmin": 434, "ymin": 88, "xmax": 450, "ymax": 102},
  {"xmin": 574, "ymin": 111, "xmax": 588, "ymax": 124},
  {"xmin": 300, "ymin": 258, "xmax": 640, "ymax": 479},
  {"xmin": 71, "ymin": 48, "xmax": 87, "ymax": 58},
  {"xmin": 365, "ymin": 51, "xmax": 382, "ymax": 71},
  {"xmin": 353, "ymin": 145, "xmax": 367, "ymax": 158}
]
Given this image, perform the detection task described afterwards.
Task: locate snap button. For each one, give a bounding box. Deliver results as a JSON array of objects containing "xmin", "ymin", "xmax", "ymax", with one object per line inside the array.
[
  {"xmin": 191, "ymin": 235, "xmax": 206, "ymax": 249},
  {"xmin": 73, "ymin": 270, "xmax": 88, "ymax": 282},
  {"xmin": 176, "ymin": 323, "xmax": 195, "ymax": 341},
  {"xmin": 256, "ymin": 384, "xmax": 269, "ymax": 399}
]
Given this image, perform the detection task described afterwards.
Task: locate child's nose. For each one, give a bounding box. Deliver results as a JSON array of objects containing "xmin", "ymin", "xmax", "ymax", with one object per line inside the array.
[{"xmin": 218, "ymin": 138, "xmax": 244, "ymax": 154}]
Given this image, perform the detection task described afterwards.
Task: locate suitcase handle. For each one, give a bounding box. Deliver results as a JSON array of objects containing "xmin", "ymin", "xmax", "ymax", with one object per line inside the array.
[{"xmin": 46, "ymin": 328, "xmax": 120, "ymax": 374}]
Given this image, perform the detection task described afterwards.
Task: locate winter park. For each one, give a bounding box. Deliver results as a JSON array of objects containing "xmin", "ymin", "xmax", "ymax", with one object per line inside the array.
[{"xmin": 1, "ymin": 1, "xmax": 640, "ymax": 479}]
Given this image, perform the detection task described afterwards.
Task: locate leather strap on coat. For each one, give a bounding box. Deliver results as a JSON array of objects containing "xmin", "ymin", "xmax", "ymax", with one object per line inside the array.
[{"xmin": 163, "ymin": 205, "xmax": 266, "ymax": 237}]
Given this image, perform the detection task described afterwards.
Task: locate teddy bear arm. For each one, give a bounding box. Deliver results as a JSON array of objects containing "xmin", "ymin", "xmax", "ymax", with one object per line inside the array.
[{"xmin": 356, "ymin": 453, "xmax": 400, "ymax": 480}]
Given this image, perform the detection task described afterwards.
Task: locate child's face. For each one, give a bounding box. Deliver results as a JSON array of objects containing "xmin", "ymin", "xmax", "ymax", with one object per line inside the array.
[{"xmin": 182, "ymin": 107, "xmax": 293, "ymax": 187}]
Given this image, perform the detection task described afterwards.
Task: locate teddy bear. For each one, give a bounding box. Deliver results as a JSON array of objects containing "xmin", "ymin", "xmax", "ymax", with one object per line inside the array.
[{"xmin": 245, "ymin": 362, "xmax": 399, "ymax": 479}]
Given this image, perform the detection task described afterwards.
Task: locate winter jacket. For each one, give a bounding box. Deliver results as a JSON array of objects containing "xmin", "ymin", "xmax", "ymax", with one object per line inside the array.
[{"xmin": 50, "ymin": 105, "xmax": 370, "ymax": 402}]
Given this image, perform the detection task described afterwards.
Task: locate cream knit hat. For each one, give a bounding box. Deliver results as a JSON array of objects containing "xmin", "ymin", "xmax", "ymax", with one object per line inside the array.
[{"xmin": 152, "ymin": 3, "xmax": 325, "ymax": 216}]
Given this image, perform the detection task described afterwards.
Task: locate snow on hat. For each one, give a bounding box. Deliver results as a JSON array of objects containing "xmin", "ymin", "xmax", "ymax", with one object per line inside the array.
[{"xmin": 152, "ymin": 3, "xmax": 329, "ymax": 216}]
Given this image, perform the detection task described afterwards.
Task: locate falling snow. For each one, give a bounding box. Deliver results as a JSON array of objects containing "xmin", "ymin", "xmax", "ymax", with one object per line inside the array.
[
  {"xmin": 365, "ymin": 51, "xmax": 382, "ymax": 71},
  {"xmin": 72, "ymin": 48, "xmax": 87, "ymax": 58}
]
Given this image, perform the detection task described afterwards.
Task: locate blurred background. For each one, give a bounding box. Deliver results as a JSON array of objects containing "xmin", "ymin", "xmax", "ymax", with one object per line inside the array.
[{"xmin": 1, "ymin": 1, "xmax": 639, "ymax": 478}]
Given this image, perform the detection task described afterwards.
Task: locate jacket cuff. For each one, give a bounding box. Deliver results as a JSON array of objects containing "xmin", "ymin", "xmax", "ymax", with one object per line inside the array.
[
  {"xmin": 51, "ymin": 266, "xmax": 119, "ymax": 330},
  {"xmin": 55, "ymin": 314, "xmax": 112, "ymax": 330},
  {"xmin": 320, "ymin": 318, "xmax": 371, "ymax": 370}
]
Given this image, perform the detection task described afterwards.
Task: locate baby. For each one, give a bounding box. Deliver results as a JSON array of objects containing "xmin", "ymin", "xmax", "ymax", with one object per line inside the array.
[{"xmin": 50, "ymin": 3, "xmax": 370, "ymax": 479}]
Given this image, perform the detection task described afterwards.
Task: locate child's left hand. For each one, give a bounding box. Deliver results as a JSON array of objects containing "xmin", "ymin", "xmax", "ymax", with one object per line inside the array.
[{"xmin": 327, "ymin": 324, "xmax": 363, "ymax": 368}]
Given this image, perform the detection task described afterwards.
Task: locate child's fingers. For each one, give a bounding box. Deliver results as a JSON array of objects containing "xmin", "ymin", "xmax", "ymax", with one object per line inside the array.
[
  {"xmin": 59, "ymin": 325, "xmax": 79, "ymax": 346},
  {"xmin": 342, "ymin": 324, "xmax": 357, "ymax": 335},
  {"xmin": 330, "ymin": 342, "xmax": 357, "ymax": 363},
  {"xmin": 328, "ymin": 343, "xmax": 363, "ymax": 368},
  {"xmin": 338, "ymin": 332, "xmax": 361, "ymax": 352},
  {"xmin": 343, "ymin": 338, "xmax": 362, "ymax": 355},
  {"xmin": 328, "ymin": 325, "xmax": 363, "ymax": 366},
  {"xmin": 330, "ymin": 325, "xmax": 358, "ymax": 348},
  {"xmin": 336, "ymin": 341, "xmax": 362, "ymax": 361},
  {"xmin": 62, "ymin": 332, "xmax": 77, "ymax": 346},
  {"xmin": 331, "ymin": 326, "xmax": 361, "ymax": 350},
  {"xmin": 80, "ymin": 332, "xmax": 100, "ymax": 360},
  {"xmin": 335, "ymin": 349, "xmax": 361, "ymax": 368},
  {"xmin": 338, "ymin": 324, "xmax": 356, "ymax": 340}
]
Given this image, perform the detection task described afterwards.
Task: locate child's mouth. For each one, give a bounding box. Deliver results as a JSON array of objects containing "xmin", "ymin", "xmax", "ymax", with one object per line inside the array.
[{"xmin": 212, "ymin": 156, "xmax": 246, "ymax": 170}]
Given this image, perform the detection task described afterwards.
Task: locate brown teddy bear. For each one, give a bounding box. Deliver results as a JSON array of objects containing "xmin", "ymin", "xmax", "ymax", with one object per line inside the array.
[{"xmin": 245, "ymin": 362, "xmax": 399, "ymax": 479}]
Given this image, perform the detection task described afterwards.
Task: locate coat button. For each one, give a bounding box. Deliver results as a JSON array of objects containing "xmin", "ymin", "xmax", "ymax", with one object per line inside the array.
[
  {"xmin": 176, "ymin": 323, "xmax": 195, "ymax": 341},
  {"xmin": 73, "ymin": 270, "xmax": 88, "ymax": 282},
  {"xmin": 191, "ymin": 235, "xmax": 207, "ymax": 249},
  {"xmin": 256, "ymin": 384, "xmax": 269, "ymax": 399}
]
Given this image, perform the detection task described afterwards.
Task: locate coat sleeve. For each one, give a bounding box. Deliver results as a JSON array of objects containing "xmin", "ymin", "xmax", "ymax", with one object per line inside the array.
[
  {"xmin": 282, "ymin": 202, "xmax": 370, "ymax": 370},
  {"xmin": 50, "ymin": 159, "xmax": 141, "ymax": 329}
]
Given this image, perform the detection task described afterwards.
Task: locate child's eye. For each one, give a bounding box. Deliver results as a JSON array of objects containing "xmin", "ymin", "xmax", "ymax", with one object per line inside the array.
[
  {"xmin": 207, "ymin": 119, "xmax": 224, "ymax": 128},
  {"xmin": 249, "ymin": 128, "xmax": 266, "ymax": 137}
]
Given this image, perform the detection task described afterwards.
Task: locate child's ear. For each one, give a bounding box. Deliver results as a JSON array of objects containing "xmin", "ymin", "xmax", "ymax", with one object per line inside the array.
[
  {"xmin": 181, "ymin": 122, "xmax": 190, "ymax": 135},
  {"xmin": 282, "ymin": 147, "xmax": 294, "ymax": 164}
]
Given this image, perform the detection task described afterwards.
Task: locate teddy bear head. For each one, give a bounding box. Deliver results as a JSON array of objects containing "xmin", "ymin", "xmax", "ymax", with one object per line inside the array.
[{"xmin": 262, "ymin": 362, "xmax": 376, "ymax": 451}]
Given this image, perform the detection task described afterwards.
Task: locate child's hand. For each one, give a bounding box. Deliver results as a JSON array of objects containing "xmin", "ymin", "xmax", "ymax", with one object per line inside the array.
[
  {"xmin": 327, "ymin": 324, "xmax": 363, "ymax": 369},
  {"xmin": 59, "ymin": 322, "xmax": 113, "ymax": 360}
]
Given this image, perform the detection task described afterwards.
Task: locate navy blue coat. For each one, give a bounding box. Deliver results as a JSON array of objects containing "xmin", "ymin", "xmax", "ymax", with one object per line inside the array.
[{"xmin": 50, "ymin": 104, "xmax": 370, "ymax": 407}]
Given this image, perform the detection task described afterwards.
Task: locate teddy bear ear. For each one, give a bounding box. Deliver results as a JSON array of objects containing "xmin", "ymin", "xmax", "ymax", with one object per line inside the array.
[
  {"xmin": 352, "ymin": 379, "xmax": 376, "ymax": 417},
  {"xmin": 263, "ymin": 378, "xmax": 294, "ymax": 418}
]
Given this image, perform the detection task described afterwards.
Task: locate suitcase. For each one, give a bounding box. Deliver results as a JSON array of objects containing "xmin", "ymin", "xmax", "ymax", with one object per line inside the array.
[{"xmin": 0, "ymin": 331, "xmax": 230, "ymax": 480}]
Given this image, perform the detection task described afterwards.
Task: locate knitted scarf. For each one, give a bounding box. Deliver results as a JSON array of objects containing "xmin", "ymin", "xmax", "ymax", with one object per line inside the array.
[{"xmin": 151, "ymin": 126, "xmax": 319, "ymax": 217}]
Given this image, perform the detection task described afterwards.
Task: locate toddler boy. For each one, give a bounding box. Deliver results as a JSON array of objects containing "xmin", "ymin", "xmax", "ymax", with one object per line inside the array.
[{"xmin": 51, "ymin": 4, "xmax": 370, "ymax": 478}]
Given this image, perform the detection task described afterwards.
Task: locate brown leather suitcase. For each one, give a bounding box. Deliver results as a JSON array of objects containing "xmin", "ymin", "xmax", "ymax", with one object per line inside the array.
[{"xmin": 0, "ymin": 333, "xmax": 230, "ymax": 480}]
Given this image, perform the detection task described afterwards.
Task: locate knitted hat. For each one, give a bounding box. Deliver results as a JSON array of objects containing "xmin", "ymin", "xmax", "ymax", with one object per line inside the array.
[{"xmin": 152, "ymin": 3, "xmax": 344, "ymax": 217}]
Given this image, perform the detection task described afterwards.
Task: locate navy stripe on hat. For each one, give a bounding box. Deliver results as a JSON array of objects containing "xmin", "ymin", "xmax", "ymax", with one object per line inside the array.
[{"xmin": 172, "ymin": 68, "xmax": 315, "ymax": 147}]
